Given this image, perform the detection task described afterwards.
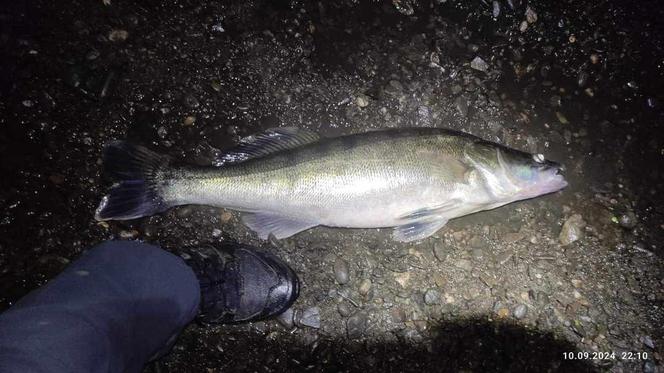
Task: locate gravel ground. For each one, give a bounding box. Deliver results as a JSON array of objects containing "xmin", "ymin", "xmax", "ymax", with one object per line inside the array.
[{"xmin": 1, "ymin": 0, "xmax": 663, "ymax": 372}]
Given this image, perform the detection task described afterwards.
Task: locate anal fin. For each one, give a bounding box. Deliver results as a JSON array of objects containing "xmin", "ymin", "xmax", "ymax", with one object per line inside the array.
[{"xmin": 242, "ymin": 212, "xmax": 318, "ymax": 240}]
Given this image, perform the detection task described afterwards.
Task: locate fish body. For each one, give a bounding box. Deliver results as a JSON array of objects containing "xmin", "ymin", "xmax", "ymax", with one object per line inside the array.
[{"xmin": 96, "ymin": 127, "xmax": 567, "ymax": 242}]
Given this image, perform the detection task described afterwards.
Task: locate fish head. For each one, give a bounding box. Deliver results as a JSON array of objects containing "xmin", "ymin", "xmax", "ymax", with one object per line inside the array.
[{"xmin": 465, "ymin": 141, "xmax": 568, "ymax": 201}]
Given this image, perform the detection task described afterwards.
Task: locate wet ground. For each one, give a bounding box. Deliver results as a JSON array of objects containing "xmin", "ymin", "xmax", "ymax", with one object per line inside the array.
[{"xmin": 1, "ymin": 0, "xmax": 663, "ymax": 372}]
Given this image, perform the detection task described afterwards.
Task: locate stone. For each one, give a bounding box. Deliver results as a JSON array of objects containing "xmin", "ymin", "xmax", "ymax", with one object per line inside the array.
[
  {"xmin": 424, "ymin": 289, "xmax": 440, "ymax": 305},
  {"xmin": 559, "ymin": 214, "xmax": 586, "ymax": 245},
  {"xmin": 470, "ymin": 56, "xmax": 488, "ymax": 72}
]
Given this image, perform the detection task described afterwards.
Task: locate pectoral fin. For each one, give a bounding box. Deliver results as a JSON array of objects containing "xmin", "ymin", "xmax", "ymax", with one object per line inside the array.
[
  {"xmin": 393, "ymin": 200, "xmax": 460, "ymax": 242},
  {"xmin": 392, "ymin": 219, "xmax": 449, "ymax": 242},
  {"xmin": 398, "ymin": 199, "xmax": 461, "ymax": 221},
  {"xmin": 242, "ymin": 212, "xmax": 318, "ymax": 240}
]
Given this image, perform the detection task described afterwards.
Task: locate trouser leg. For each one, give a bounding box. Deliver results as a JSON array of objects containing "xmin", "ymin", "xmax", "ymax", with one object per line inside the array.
[{"xmin": 0, "ymin": 240, "xmax": 200, "ymax": 373}]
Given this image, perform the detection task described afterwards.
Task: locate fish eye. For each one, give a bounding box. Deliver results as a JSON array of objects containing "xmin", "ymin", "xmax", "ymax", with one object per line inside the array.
[{"xmin": 532, "ymin": 153, "xmax": 545, "ymax": 163}]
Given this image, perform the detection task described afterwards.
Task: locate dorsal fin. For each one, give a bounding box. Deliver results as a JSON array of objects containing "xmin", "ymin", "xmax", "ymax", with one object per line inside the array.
[{"xmin": 213, "ymin": 127, "xmax": 320, "ymax": 166}]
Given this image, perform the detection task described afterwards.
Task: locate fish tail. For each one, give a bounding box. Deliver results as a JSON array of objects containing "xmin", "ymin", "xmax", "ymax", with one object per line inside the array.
[{"xmin": 94, "ymin": 141, "xmax": 172, "ymax": 221}]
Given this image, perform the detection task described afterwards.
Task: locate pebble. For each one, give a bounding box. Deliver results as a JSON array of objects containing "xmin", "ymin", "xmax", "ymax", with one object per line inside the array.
[
  {"xmin": 402, "ymin": 328, "xmax": 423, "ymax": 343},
  {"xmin": 394, "ymin": 272, "xmax": 411, "ymax": 287},
  {"xmin": 429, "ymin": 52, "xmax": 441, "ymax": 66},
  {"xmin": 119, "ymin": 229, "xmax": 138, "ymax": 239},
  {"xmin": 496, "ymin": 307, "xmax": 510, "ymax": 318},
  {"xmin": 220, "ymin": 211, "xmax": 232, "ymax": 223},
  {"xmin": 454, "ymin": 258, "xmax": 472, "ymax": 272},
  {"xmin": 392, "ymin": 0, "xmax": 414, "ymax": 15},
  {"xmin": 210, "ymin": 80, "xmax": 222, "ymax": 92},
  {"xmin": 503, "ymin": 232, "xmax": 524, "ymax": 243},
  {"xmin": 182, "ymin": 115, "xmax": 196, "ymax": 126},
  {"xmin": 519, "ymin": 20, "xmax": 528, "ymax": 32},
  {"xmin": 391, "ymin": 308, "xmax": 407, "ymax": 323},
  {"xmin": 577, "ymin": 71, "xmax": 588, "ymax": 87},
  {"xmin": 424, "ymin": 289, "xmax": 440, "ymax": 305},
  {"xmin": 470, "ymin": 56, "xmax": 488, "ymax": 72},
  {"xmin": 355, "ymin": 94, "xmax": 369, "ymax": 108},
  {"xmin": 513, "ymin": 304, "xmax": 527, "ymax": 319},
  {"xmin": 492, "ymin": 1, "xmax": 500, "ymax": 18},
  {"xmin": 184, "ymin": 94, "xmax": 200, "ymax": 108},
  {"xmin": 640, "ymin": 335, "xmax": 655, "ymax": 349},
  {"xmin": 417, "ymin": 106, "xmax": 431, "ymax": 125},
  {"xmin": 646, "ymin": 97, "xmax": 657, "ymax": 108},
  {"xmin": 211, "ymin": 228, "xmax": 222, "ymax": 237},
  {"xmin": 38, "ymin": 254, "xmax": 70, "ymax": 266},
  {"xmin": 549, "ymin": 95, "xmax": 562, "ymax": 107},
  {"xmin": 525, "ymin": 6, "xmax": 538, "ymax": 23},
  {"xmin": 276, "ymin": 308, "xmax": 294, "ymax": 329},
  {"xmin": 644, "ymin": 361, "xmax": 656, "ymax": 373},
  {"xmin": 618, "ymin": 211, "xmax": 637, "ymax": 229},
  {"xmin": 346, "ymin": 312, "xmax": 368, "ymax": 339},
  {"xmin": 496, "ymin": 251, "xmax": 512, "ymax": 265},
  {"xmin": 432, "ymin": 241, "xmax": 448, "ymax": 262},
  {"xmin": 157, "ymin": 126, "xmax": 168, "ymax": 139},
  {"xmin": 559, "ymin": 214, "xmax": 586, "ymax": 245},
  {"xmin": 108, "ymin": 29, "xmax": 129, "ymax": 42},
  {"xmin": 433, "ymin": 273, "xmax": 447, "ymax": 288},
  {"xmin": 337, "ymin": 302, "xmax": 352, "ymax": 317},
  {"xmin": 454, "ymin": 96, "xmax": 469, "ymax": 117},
  {"xmin": 334, "ymin": 257, "xmax": 350, "ymax": 284},
  {"xmin": 295, "ymin": 307, "xmax": 320, "ymax": 329},
  {"xmin": 555, "ymin": 111, "xmax": 569, "ymax": 124},
  {"xmin": 358, "ymin": 278, "xmax": 372, "ymax": 296},
  {"xmin": 480, "ymin": 272, "xmax": 497, "ymax": 288},
  {"xmin": 86, "ymin": 50, "xmax": 100, "ymax": 60},
  {"xmin": 469, "ymin": 235, "xmax": 487, "ymax": 249},
  {"xmin": 388, "ymin": 79, "xmax": 403, "ymax": 93},
  {"xmin": 211, "ymin": 22, "xmax": 225, "ymax": 33}
]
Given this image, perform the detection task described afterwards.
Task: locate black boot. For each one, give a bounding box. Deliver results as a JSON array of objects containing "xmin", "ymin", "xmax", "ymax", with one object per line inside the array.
[{"xmin": 178, "ymin": 243, "xmax": 299, "ymax": 324}]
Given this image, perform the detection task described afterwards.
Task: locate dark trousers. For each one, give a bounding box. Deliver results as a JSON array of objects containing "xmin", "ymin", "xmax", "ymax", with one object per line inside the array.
[{"xmin": 0, "ymin": 241, "xmax": 200, "ymax": 373}]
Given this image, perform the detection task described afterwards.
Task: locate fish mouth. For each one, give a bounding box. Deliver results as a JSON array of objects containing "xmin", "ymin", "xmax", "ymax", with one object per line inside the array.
[
  {"xmin": 537, "ymin": 164, "xmax": 568, "ymax": 194},
  {"xmin": 515, "ymin": 163, "xmax": 568, "ymax": 199}
]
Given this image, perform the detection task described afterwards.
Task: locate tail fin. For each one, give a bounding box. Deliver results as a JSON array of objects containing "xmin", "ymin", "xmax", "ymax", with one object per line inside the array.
[{"xmin": 94, "ymin": 141, "xmax": 172, "ymax": 221}]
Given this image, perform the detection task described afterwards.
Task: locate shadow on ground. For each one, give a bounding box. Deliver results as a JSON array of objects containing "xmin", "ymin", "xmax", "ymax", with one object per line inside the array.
[{"xmin": 151, "ymin": 317, "xmax": 598, "ymax": 372}]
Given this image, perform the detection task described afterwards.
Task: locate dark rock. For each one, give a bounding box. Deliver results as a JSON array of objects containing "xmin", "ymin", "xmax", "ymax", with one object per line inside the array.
[
  {"xmin": 295, "ymin": 307, "xmax": 320, "ymax": 329},
  {"xmin": 334, "ymin": 257, "xmax": 350, "ymax": 284},
  {"xmin": 346, "ymin": 312, "xmax": 368, "ymax": 339},
  {"xmin": 424, "ymin": 289, "xmax": 440, "ymax": 305}
]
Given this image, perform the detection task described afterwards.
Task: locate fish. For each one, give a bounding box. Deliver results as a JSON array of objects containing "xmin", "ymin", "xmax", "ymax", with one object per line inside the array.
[{"xmin": 95, "ymin": 127, "xmax": 567, "ymax": 242}]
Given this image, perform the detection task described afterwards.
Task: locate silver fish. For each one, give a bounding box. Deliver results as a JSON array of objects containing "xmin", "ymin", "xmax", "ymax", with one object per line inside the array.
[{"xmin": 95, "ymin": 127, "xmax": 567, "ymax": 242}]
